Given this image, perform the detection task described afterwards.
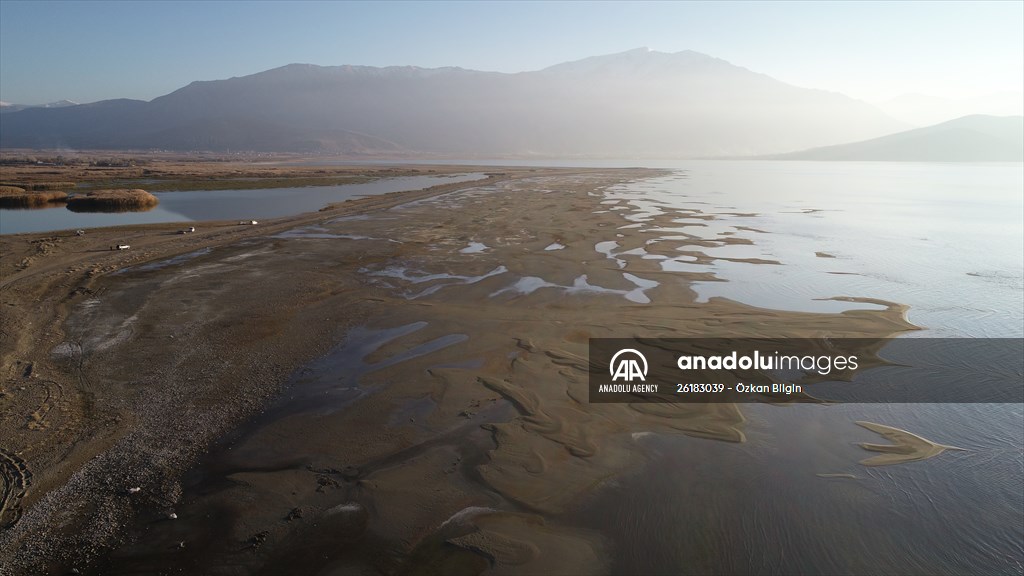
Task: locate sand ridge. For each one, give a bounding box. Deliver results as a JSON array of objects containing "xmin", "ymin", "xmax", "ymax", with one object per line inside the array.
[{"xmin": 855, "ymin": 421, "xmax": 967, "ymax": 466}]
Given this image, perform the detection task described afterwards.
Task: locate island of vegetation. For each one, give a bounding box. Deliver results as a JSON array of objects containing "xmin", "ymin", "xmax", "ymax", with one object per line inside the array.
[
  {"xmin": 65, "ymin": 188, "xmax": 159, "ymax": 212},
  {"xmin": 0, "ymin": 184, "xmax": 70, "ymax": 207}
]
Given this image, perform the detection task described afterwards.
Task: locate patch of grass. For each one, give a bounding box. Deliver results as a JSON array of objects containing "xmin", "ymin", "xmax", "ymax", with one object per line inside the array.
[
  {"xmin": 0, "ymin": 181, "xmax": 76, "ymax": 191},
  {"xmin": 0, "ymin": 187, "xmax": 69, "ymax": 207},
  {"xmin": 66, "ymin": 189, "xmax": 159, "ymax": 213}
]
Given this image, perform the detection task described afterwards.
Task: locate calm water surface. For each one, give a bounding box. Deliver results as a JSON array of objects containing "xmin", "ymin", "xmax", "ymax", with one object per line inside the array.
[
  {"xmin": 580, "ymin": 161, "xmax": 1023, "ymax": 575},
  {"xmin": 0, "ymin": 173, "xmax": 485, "ymax": 235}
]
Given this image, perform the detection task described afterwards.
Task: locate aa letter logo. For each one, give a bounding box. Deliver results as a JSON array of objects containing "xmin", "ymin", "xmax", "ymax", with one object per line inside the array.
[{"xmin": 610, "ymin": 349, "xmax": 648, "ymax": 382}]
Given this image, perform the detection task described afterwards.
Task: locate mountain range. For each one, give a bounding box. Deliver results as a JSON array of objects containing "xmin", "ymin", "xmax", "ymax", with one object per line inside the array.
[
  {"xmin": 0, "ymin": 49, "xmax": 912, "ymax": 157},
  {"xmin": 0, "ymin": 100, "xmax": 79, "ymax": 113},
  {"xmin": 874, "ymin": 92, "xmax": 1023, "ymax": 127},
  {"xmin": 763, "ymin": 115, "xmax": 1023, "ymax": 162}
]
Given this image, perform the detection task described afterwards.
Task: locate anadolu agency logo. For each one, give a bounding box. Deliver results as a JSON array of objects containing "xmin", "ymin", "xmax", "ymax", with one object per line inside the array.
[{"xmin": 610, "ymin": 348, "xmax": 648, "ymax": 382}]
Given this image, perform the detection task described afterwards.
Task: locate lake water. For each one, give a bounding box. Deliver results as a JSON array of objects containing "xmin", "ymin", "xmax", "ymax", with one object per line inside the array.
[
  {"xmin": 580, "ymin": 161, "xmax": 1024, "ymax": 575},
  {"xmin": 605, "ymin": 161, "xmax": 1023, "ymax": 337},
  {"xmin": 0, "ymin": 173, "xmax": 485, "ymax": 235}
]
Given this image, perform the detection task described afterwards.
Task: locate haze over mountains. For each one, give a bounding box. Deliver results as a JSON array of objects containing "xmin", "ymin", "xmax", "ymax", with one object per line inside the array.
[
  {"xmin": 1, "ymin": 48, "xmax": 915, "ymax": 157},
  {"xmin": 763, "ymin": 115, "xmax": 1024, "ymax": 162},
  {"xmin": 874, "ymin": 92, "xmax": 1023, "ymax": 127}
]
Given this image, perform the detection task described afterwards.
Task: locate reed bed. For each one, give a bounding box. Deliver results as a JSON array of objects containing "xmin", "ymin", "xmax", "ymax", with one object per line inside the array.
[
  {"xmin": 0, "ymin": 186, "xmax": 69, "ymax": 207},
  {"xmin": 0, "ymin": 181, "xmax": 77, "ymax": 191},
  {"xmin": 66, "ymin": 189, "xmax": 159, "ymax": 213}
]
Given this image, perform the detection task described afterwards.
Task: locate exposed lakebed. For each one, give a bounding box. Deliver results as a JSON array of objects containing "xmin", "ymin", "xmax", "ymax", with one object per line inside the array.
[{"xmin": 14, "ymin": 164, "xmax": 1020, "ymax": 575}]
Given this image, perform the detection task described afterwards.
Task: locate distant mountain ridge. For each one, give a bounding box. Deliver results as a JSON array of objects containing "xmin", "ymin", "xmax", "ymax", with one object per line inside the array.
[
  {"xmin": 0, "ymin": 99, "xmax": 79, "ymax": 113},
  {"xmin": 875, "ymin": 92, "xmax": 1024, "ymax": 127},
  {"xmin": 763, "ymin": 115, "xmax": 1023, "ymax": 162},
  {"xmin": 0, "ymin": 49, "xmax": 908, "ymax": 156}
]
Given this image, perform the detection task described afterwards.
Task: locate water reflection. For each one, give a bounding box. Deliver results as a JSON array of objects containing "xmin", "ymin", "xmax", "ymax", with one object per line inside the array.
[
  {"xmin": 0, "ymin": 201, "xmax": 67, "ymax": 211},
  {"xmin": 66, "ymin": 203, "xmax": 158, "ymax": 214}
]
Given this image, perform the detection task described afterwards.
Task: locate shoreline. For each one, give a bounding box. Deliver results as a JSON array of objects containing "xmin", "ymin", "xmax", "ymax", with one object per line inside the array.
[{"xmin": 0, "ymin": 163, "xmax": 919, "ymax": 574}]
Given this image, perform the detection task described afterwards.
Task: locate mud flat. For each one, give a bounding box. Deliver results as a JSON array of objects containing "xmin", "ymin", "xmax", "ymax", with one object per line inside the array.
[{"xmin": 0, "ymin": 164, "xmax": 918, "ymax": 574}]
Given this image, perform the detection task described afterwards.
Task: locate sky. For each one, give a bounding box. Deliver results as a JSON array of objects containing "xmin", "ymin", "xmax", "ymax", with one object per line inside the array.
[{"xmin": 1, "ymin": 0, "xmax": 1022, "ymax": 105}]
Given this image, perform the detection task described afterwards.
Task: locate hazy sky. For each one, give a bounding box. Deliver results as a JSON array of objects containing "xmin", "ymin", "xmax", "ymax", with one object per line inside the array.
[{"xmin": 1, "ymin": 0, "xmax": 1021, "ymax": 105}]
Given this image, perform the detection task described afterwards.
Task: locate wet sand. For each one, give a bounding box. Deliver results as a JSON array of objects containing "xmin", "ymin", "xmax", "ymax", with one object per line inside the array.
[{"xmin": 0, "ymin": 163, "xmax": 919, "ymax": 574}]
